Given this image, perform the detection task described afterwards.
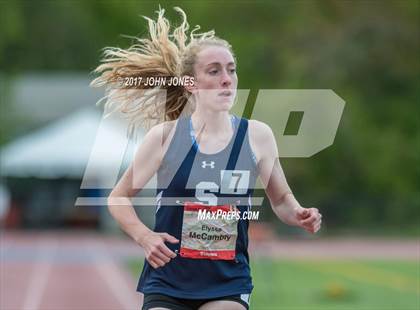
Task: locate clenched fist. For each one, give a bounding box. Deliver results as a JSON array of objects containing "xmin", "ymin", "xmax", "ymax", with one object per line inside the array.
[
  {"xmin": 138, "ymin": 231, "xmax": 179, "ymax": 269},
  {"xmin": 296, "ymin": 208, "xmax": 322, "ymax": 234}
]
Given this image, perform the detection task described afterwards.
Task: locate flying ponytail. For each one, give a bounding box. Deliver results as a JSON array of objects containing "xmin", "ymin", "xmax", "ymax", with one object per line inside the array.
[{"xmin": 90, "ymin": 6, "xmax": 235, "ymax": 137}]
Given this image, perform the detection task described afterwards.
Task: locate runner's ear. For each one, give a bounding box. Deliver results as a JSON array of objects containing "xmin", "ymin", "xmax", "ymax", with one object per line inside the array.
[{"xmin": 183, "ymin": 75, "xmax": 197, "ymax": 94}]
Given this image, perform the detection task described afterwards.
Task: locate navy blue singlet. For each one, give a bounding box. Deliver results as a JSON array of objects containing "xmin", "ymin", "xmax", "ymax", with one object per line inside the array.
[{"xmin": 137, "ymin": 114, "xmax": 259, "ymax": 299}]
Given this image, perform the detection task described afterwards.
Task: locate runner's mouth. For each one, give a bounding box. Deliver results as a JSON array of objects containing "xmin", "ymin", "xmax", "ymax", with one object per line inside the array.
[{"xmin": 218, "ymin": 91, "xmax": 232, "ymax": 96}]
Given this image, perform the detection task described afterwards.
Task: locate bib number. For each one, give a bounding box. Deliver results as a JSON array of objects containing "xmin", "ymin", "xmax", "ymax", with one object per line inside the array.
[
  {"xmin": 195, "ymin": 170, "xmax": 250, "ymax": 205},
  {"xmin": 179, "ymin": 202, "xmax": 239, "ymax": 260}
]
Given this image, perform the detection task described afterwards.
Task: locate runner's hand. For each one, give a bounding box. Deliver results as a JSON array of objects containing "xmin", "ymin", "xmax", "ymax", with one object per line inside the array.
[
  {"xmin": 138, "ymin": 232, "xmax": 179, "ymax": 269},
  {"xmin": 296, "ymin": 208, "xmax": 322, "ymax": 234}
]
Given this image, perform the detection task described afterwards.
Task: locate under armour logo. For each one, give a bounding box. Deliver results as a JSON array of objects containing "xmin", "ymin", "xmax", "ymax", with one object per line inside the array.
[{"xmin": 201, "ymin": 161, "xmax": 215, "ymax": 169}]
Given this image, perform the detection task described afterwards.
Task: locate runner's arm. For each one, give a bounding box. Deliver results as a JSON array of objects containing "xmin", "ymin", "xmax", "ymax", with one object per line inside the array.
[
  {"xmin": 107, "ymin": 123, "xmax": 165, "ymax": 244},
  {"xmin": 250, "ymin": 121, "xmax": 321, "ymax": 233}
]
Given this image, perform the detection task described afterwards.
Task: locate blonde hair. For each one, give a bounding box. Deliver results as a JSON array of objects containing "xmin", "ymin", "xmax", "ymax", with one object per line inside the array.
[{"xmin": 90, "ymin": 6, "xmax": 235, "ymax": 137}]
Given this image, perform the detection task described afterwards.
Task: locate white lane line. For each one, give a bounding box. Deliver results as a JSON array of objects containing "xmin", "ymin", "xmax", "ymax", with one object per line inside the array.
[
  {"xmin": 22, "ymin": 240, "xmax": 56, "ymax": 310},
  {"xmin": 89, "ymin": 240, "xmax": 139, "ymax": 310}
]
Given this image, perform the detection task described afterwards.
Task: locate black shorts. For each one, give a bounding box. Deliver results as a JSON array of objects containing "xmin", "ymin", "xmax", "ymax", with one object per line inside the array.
[{"xmin": 142, "ymin": 293, "xmax": 250, "ymax": 310}]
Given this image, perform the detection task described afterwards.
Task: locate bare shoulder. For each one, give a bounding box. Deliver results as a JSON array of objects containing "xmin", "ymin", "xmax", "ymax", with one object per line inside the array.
[
  {"xmin": 248, "ymin": 119, "xmax": 277, "ymax": 161},
  {"xmin": 146, "ymin": 119, "xmax": 177, "ymax": 143},
  {"xmin": 134, "ymin": 119, "xmax": 178, "ymax": 167},
  {"xmin": 248, "ymin": 119, "xmax": 274, "ymax": 138},
  {"xmin": 143, "ymin": 119, "xmax": 178, "ymax": 159}
]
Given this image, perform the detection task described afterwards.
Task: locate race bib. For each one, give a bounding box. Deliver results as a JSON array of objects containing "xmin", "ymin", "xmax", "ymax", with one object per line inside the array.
[{"xmin": 179, "ymin": 202, "xmax": 239, "ymax": 260}]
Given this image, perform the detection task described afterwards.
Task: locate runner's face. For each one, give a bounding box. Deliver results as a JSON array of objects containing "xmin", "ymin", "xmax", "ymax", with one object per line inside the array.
[{"xmin": 192, "ymin": 46, "xmax": 237, "ymax": 112}]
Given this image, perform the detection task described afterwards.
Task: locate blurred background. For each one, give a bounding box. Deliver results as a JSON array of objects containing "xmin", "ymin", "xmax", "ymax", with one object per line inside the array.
[{"xmin": 0, "ymin": 1, "xmax": 419, "ymax": 309}]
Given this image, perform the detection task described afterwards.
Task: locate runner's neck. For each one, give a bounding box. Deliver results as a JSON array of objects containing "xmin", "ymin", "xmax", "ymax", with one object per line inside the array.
[{"xmin": 190, "ymin": 111, "xmax": 233, "ymax": 136}]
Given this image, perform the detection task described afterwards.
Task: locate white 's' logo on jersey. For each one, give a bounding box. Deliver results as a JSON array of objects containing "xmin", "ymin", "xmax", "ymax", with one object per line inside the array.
[{"xmin": 201, "ymin": 161, "xmax": 215, "ymax": 169}]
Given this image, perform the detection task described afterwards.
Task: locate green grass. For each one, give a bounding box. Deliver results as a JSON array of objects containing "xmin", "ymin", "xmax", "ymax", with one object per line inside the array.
[{"xmin": 127, "ymin": 259, "xmax": 419, "ymax": 310}]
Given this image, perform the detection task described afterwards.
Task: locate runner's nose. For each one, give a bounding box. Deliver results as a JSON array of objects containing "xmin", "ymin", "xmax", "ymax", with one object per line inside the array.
[{"xmin": 221, "ymin": 69, "xmax": 232, "ymax": 87}]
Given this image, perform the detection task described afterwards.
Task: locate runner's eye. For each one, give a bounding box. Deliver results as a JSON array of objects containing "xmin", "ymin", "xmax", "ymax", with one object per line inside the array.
[{"xmin": 209, "ymin": 70, "xmax": 218, "ymax": 75}]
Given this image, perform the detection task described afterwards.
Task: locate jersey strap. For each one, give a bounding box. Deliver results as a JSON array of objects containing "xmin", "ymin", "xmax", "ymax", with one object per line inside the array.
[{"xmin": 226, "ymin": 117, "xmax": 248, "ymax": 171}]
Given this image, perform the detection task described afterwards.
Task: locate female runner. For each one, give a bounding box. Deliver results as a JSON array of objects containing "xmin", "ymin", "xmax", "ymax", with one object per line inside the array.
[{"xmin": 91, "ymin": 7, "xmax": 322, "ymax": 310}]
